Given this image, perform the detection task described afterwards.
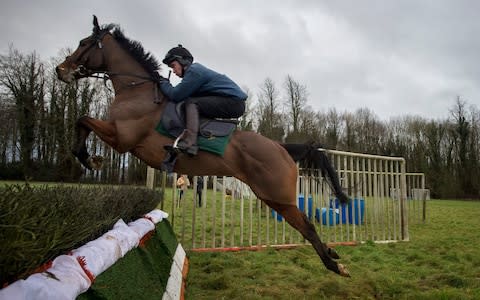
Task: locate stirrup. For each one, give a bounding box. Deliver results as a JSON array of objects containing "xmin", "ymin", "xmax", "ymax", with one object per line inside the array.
[
  {"xmin": 176, "ymin": 141, "xmax": 198, "ymax": 156},
  {"xmin": 164, "ymin": 144, "xmax": 181, "ymax": 154},
  {"xmin": 164, "ymin": 135, "xmax": 183, "ymax": 153},
  {"xmin": 173, "ymin": 131, "xmax": 198, "ymax": 156}
]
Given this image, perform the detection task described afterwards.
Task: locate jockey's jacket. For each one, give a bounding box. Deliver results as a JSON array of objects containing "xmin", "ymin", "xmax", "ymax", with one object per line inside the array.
[{"xmin": 159, "ymin": 63, "xmax": 247, "ymax": 102}]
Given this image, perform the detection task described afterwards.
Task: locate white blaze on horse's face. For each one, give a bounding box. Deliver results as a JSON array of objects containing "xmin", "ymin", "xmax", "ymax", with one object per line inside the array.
[
  {"xmin": 55, "ymin": 64, "xmax": 76, "ymax": 83},
  {"xmin": 56, "ymin": 48, "xmax": 89, "ymax": 83}
]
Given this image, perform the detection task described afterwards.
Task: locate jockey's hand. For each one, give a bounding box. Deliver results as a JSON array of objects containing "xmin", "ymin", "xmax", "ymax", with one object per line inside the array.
[{"xmin": 154, "ymin": 72, "xmax": 169, "ymax": 83}]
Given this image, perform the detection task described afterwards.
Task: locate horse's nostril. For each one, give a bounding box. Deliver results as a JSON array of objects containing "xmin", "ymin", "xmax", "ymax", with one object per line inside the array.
[{"xmin": 55, "ymin": 66, "xmax": 60, "ymax": 73}]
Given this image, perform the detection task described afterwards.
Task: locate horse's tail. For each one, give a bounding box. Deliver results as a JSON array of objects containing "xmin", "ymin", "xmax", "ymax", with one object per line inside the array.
[{"xmin": 281, "ymin": 142, "xmax": 349, "ymax": 204}]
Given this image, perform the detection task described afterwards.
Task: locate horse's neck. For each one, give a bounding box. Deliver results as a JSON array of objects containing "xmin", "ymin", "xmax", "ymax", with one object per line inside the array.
[
  {"xmin": 104, "ymin": 39, "xmax": 150, "ymax": 93},
  {"xmin": 104, "ymin": 36, "xmax": 165, "ymax": 119}
]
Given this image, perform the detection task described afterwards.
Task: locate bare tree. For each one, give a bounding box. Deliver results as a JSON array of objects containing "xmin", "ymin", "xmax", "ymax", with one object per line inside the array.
[
  {"xmin": 284, "ymin": 75, "xmax": 308, "ymax": 135},
  {"xmin": 256, "ymin": 78, "xmax": 285, "ymax": 141},
  {"xmin": 238, "ymin": 86, "xmax": 254, "ymax": 131},
  {"xmin": 0, "ymin": 93, "xmax": 16, "ymax": 166},
  {"xmin": 296, "ymin": 106, "xmax": 321, "ymax": 142},
  {"xmin": 324, "ymin": 108, "xmax": 343, "ymax": 149},
  {"xmin": 354, "ymin": 108, "xmax": 385, "ymax": 154},
  {"xmin": 423, "ymin": 120, "xmax": 448, "ymax": 198},
  {"xmin": 0, "ymin": 46, "xmax": 45, "ymax": 177},
  {"xmin": 449, "ymin": 96, "xmax": 478, "ymax": 197}
]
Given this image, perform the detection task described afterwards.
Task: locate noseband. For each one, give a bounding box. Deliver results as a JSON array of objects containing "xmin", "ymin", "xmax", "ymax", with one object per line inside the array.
[{"xmin": 70, "ymin": 30, "xmax": 109, "ymax": 77}]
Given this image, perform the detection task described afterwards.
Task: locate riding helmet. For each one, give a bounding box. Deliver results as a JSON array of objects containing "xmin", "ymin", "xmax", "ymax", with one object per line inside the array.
[{"xmin": 162, "ymin": 44, "xmax": 194, "ymax": 66}]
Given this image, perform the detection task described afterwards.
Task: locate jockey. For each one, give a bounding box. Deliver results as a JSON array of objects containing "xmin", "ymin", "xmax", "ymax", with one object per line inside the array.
[{"xmin": 159, "ymin": 45, "xmax": 247, "ymax": 156}]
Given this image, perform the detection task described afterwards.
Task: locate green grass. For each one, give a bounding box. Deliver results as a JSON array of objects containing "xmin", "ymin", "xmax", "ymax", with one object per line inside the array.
[
  {"xmin": 185, "ymin": 200, "xmax": 480, "ymax": 299},
  {"xmin": 77, "ymin": 221, "xmax": 178, "ymax": 300},
  {"xmin": 3, "ymin": 180, "xmax": 477, "ymax": 298}
]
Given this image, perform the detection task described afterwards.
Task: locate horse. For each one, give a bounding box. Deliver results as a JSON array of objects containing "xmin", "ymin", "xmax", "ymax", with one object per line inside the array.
[{"xmin": 55, "ymin": 16, "xmax": 350, "ymax": 277}]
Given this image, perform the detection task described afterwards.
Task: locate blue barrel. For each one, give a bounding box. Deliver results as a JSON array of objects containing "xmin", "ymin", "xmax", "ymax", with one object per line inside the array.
[
  {"xmin": 350, "ymin": 198, "xmax": 365, "ymax": 225},
  {"xmin": 298, "ymin": 194, "xmax": 313, "ymax": 219},
  {"xmin": 271, "ymin": 209, "xmax": 283, "ymax": 221},
  {"xmin": 272, "ymin": 194, "xmax": 313, "ymax": 221},
  {"xmin": 330, "ymin": 198, "xmax": 365, "ymax": 225},
  {"xmin": 316, "ymin": 208, "xmax": 340, "ymax": 225}
]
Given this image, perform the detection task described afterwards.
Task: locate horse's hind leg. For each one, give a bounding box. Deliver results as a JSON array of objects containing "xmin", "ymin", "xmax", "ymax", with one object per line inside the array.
[
  {"xmin": 264, "ymin": 200, "xmax": 350, "ymax": 277},
  {"xmin": 73, "ymin": 116, "xmax": 117, "ymax": 170},
  {"xmin": 264, "ymin": 200, "xmax": 338, "ymax": 258}
]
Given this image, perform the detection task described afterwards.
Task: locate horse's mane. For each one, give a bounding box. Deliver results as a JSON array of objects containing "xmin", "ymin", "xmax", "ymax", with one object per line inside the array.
[{"xmin": 101, "ymin": 24, "xmax": 161, "ymax": 78}]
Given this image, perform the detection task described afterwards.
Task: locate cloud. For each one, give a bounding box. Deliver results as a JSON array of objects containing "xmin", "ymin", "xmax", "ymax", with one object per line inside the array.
[{"xmin": 1, "ymin": 0, "xmax": 478, "ymax": 120}]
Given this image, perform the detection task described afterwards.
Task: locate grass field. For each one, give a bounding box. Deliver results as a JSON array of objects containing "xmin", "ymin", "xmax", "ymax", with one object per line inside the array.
[
  {"xmin": 185, "ymin": 200, "xmax": 480, "ymax": 299},
  {"xmin": 3, "ymin": 181, "xmax": 478, "ymax": 298}
]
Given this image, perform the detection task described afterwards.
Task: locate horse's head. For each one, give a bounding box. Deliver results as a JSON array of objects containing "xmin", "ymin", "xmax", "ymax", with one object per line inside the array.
[{"xmin": 56, "ymin": 15, "xmax": 110, "ymax": 83}]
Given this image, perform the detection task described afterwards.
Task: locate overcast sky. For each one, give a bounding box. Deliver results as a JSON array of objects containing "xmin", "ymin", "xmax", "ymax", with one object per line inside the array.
[{"xmin": 1, "ymin": 0, "xmax": 479, "ymax": 120}]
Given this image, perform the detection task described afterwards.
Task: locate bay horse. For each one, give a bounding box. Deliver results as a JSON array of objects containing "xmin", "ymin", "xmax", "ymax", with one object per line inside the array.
[{"xmin": 56, "ymin": 16, "xmax": 350, "ymax": 277}]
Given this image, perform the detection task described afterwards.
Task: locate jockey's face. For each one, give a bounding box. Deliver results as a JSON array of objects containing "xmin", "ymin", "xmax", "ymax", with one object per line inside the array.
[{"xmin": 169, "ymin": 60, "xmax": 184, "ymax": 78}]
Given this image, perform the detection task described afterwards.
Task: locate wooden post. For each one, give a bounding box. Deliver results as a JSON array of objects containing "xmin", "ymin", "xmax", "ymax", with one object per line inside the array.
[
  {"xmin": 422, "ymin": 190, "xmax": 427, "ymax": 224},
  {"xmin": 400, "ymin": 160, "xmax": 409, "ymax": 241},
  {"xmin": 212, "ymin": 176, "xmax": 217, "ymax": 248},
  {"xmin": 422, "ymin": 173, "xmax": 426, "ymax": 223},
  {"xmin": 160, "ymin": 171, "xmax": 167, "ymax": 210},
  {"xmin": 191, "ymin": 176, "xmax": 197, "ymax": 249},
  {"xmin": 146, "ymin": 166, "xmax": 155, "ymax": 189},
  {"xmin": 221, "ymin": 176, "xmax": 226, "ymax": 248},
  {"xmin": 172, "ymin": 173, "xmax": 177, "ymax": 232}
]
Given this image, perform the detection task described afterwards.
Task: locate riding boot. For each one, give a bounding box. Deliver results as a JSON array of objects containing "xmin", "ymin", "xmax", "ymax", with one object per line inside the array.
[{"xmin": 176, "ymin": 103, "xmax": 199, "ymax": 155}]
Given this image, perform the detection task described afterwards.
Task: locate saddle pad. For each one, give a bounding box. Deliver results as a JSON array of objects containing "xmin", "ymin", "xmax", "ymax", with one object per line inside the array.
[
  {"xmin": 200, "ymin": 120, "xmax": 237, "ymax": 138},
  {"xmin": 155, "ymin": 122, "xmax": 234, "ymax": 157}
]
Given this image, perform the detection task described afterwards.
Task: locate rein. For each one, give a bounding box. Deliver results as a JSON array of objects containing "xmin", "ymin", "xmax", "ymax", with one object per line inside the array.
[{"xmin": 88, "ymin": 71, "xmax": 154, "ymax": 88}]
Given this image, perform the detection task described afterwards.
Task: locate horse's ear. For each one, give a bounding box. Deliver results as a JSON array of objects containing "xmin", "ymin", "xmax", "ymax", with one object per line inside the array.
[{"xmin": 93, "ymin": 15, "xmax": 100, "ymax": 34}]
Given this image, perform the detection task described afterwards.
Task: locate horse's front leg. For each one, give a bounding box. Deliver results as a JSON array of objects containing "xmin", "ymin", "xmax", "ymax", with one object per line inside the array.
[{"xmin": 72, "ymin": 116, "xmax": 117, "ymax": 170}]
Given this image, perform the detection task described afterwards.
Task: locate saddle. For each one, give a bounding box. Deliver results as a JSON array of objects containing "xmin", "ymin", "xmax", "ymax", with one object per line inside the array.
[
  {"xmin": 158, "ymin": 102, "xmax": 238, "ymax": 172},
  {"xmin": 161, "ymin": 102, "xmax": 238, "ymax": 139}
]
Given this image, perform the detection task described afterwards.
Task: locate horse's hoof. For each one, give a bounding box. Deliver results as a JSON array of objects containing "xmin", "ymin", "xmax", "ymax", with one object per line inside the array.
[
  {"xmin": 337, "ymin": 263, "xmax": 350, "ymax": 277},
  {"xmin": 88, "ymin": 155, "xmax": 104, "ymax": 170},
  {"xmin": 328, "ymin": 248, "xmax": 340, "ymax": 259}
]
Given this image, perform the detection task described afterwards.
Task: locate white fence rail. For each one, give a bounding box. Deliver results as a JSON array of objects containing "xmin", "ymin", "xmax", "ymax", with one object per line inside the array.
[{"xmin": 148, "ymin": 149, "xmax": 427, "ymax": 250}]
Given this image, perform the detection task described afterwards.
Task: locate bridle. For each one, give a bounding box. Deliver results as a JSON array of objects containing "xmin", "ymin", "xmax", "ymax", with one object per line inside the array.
[
  {"xmin": 68, "ymin": 29, "xmax": 161, "ymax": 97},
  {"xmin": 69, "ymin": 29, "xmax": 109, "ymax": 78}
]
